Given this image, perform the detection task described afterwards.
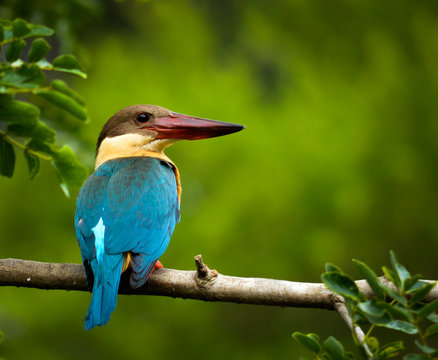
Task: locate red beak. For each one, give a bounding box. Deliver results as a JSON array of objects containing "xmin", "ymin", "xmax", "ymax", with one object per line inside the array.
[{"xmin": 145, "ymin": 112, "xmax": 245, "ymax": 140}]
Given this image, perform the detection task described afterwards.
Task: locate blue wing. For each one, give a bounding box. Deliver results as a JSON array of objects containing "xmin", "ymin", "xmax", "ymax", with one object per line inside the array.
[{"xmin": 75, "ymin": 157, "xmax": 180, "ymax": 330}]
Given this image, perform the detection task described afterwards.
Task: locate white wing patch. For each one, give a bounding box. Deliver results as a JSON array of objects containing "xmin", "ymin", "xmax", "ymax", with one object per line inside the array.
[{"xmin": 92, "ymin": 217, "xmax": 106, "ymax": 262}]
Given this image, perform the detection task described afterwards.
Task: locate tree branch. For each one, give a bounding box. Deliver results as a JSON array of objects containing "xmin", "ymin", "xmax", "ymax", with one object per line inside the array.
[
  {"xmin": 0, "ymin": 256, "xmax": 437, "ymax": 310},
  {"xmin": 334, "ymin": 301, "xmax": 373, "ymax": 357}
]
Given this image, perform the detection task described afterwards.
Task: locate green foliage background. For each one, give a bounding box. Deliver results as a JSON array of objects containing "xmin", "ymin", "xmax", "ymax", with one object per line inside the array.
[{"xmin": 1, "ymin": 0, "xmax": 438, "ymax": 358}]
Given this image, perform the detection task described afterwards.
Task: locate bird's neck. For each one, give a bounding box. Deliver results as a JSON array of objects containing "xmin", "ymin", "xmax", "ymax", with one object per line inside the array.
[
  {"xmin": 95, "ymin": 134, "xmax": 182, "ymax": 202},
  {"xmin": 95, "ymin": 134, "xmax": 177, "ymax": 168}
]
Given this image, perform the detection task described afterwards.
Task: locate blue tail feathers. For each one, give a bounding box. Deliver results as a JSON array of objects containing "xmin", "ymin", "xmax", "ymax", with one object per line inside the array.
[
  {"xmin": 85, "ymin": 254, "xmax": 124, "ymax": 330},
  {"xmin": 129, "ymin": 253, "xmax": 157, "ymax": 289}
]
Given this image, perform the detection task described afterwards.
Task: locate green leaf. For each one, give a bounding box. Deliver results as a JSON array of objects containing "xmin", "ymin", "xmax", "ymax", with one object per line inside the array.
[
  {"xmin": 415, "ymin": 340, "xmax": 438, "ymax": 355},
  {"xmin": 28, "ymin": 38, "xmax": 51, "ymax": 63},
  {"xmin": 51, "ymin": 145, "xmax": 88, "ymax": 197},
  {"xmin": 325, "ymin": 263, "xmax": 343, "ymax": 273},
  {"xmin": 378, "ymin": 320, "xmax": 418, "ymax": 334},
  {"xmin": 322, "ymin": 272, "xmax": 359, "ymax": 301},
  {"xmin": 12, "ymin": 18, "xmax": 31, "ymax": 37},
  {"xmin": 7, "ymin": 121, "xmax": 56, "ymax": 143},
  {"xmin": 0, "ymin": 25, "xmax": 4, "ymax": 42},
  {"xmin": 358, "ymin": 298, "xmax": 386, "ymax": 317},
  {"xmin": 51, "ymin": 80, "xmax": 85, "ymax": 105},
  {"xmin": 353, "ymin": 311, "xmax": 368, "ymax": 324},
  {"xmin": 382, "ymin": 266, "xmax": 400, "ymax": 288},
  {"xmin": 27, "ymin": 138, "xmax": 52, "ymax": 154},
  {"xmin": 427, "ymin": 312, "xmax": 438, "ymax": 323},
  {"xmin": 409, "ymin": 282, "xmax": 436, "ymax": 304},
  {"xmin": 323, "ymin": 336, "xmax": 346, "ymax": 360},
  {"xmin": 292, "ymin": 332, "xmax": 321, "ymax": 354},
  {"xmin": 366, "ymin": 336, "xmax": 379, "ymax": 353},
  {"xmin": 0, "ymin": 100, "xmax": 39, "ymax": 126},
  {"xmin": 390, "ymin": 251, "xmax": 411, "ymax": 290},
  {"xmin": 1, "ymin": 64, "xmax": 46, "ymax": 89},
  {"xmin": 425, "ymin": 323, "xmax": 438, "ymax": 337},
  {"xmin": 381, "ymin": 285, "xmax": 408, "ymax": 306},
  {"xmin": 52, "ymin": 55, "xmax": 87, "ymax": 78},
  {"xmin": 308, "ymin": 333, "xmax": 320, "ymax": 342},
  {"xmin": 353, "ymin": 259, "xmax": 385, "ymax": 300},
  {"xmin": 0, "ymin": 136, "xmax": 15, "ymax": 177},
  {"xmin": 3, "ymin": 26, "xmax": 13, "ymax": 42},
  {"xmin": 378, "ymin": 341, "xmax": 404, "ymax": 359},
  {"xmin": 363, "ymin": 310, "xmax": 392, "ymax": 325},
  {"xmin": 403, "ymin": 354, "xmax": 429, "ymax": 360},
  {"xmin": 26, "ymin": 24, "xmax": 54, "ymax": 38},
  {"xmin": 52, "ymin": 54, "xmax": 82, "ymax": 69},
  {"xmin": 0, "ymin": 19, "xmax": 11, "ymax": 26},
  {"xmin": 3, "ymin": 21, "xmax": 53, "ymax": 40},
  {"xmin": 24, "ymin": 151, "xmax": 40, "ymax": 180},
  {"xmin": 22, "ymin": 64, "xmax": 46, "ymax": 87},
  {"xmin": 35, "ymin": 89, "xmax": 88, "ymax": 121},
  {"xmin": 5, "ymin": 38, "xmax": 26, "ymax": 62},
  {"xmin": 380, "ymin": 302, "xmax": 412, "ymax": 321},
  {"xmin": 418, "ymin": 299, "xmax": 438, "ymax": 320},
  {"xmin": 404, "ymin": 274, "xmax": 423, "ymax": 292},
  {"xmin": 35, "ymin": 58, "xmax": 52, "ymax": 70}
]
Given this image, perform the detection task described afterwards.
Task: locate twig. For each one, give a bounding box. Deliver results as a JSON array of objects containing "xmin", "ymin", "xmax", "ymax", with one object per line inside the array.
[{"xmin": 334, "ymin": 301, "xmax": 373, "ymax": 357}]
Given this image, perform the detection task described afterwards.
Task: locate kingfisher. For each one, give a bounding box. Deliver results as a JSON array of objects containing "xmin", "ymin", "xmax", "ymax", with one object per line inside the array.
[{"xmin": 74, "ymin": 105, "xmax": 244, "ymax": 330}]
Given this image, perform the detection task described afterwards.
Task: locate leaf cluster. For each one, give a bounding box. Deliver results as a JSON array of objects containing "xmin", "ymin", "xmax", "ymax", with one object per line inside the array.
[
  {"xmin": 293, "ymin": 251, "xmax": 438, "ymax": 359},
  {"xmin": 0, "ymin": 18, "xmax": 88, "ymax": 196}
]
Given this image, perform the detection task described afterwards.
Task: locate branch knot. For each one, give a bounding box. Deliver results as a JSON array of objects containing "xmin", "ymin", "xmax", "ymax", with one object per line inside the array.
[{"xmin": 194, "ymin": 254, "xmax": 218, "ymax": 288}]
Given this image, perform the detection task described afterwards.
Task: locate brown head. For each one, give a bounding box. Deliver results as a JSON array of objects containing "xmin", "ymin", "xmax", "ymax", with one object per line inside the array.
[{"xmin": 95, "ymin": 105, "xmax": 244, "ymax": 167}]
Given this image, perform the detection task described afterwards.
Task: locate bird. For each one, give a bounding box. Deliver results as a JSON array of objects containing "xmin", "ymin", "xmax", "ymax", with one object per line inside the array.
[{"xmin": 74, "ymin": 105, "xmax": 244, "ymax": 330}]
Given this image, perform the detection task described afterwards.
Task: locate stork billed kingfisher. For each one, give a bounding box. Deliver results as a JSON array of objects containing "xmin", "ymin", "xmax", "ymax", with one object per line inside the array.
[{"xmin": 74, "ymin": 105, "xmax": 244, "ymax": 330}]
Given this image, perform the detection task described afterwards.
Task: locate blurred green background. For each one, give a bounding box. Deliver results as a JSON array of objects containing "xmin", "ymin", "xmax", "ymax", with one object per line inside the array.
[{"xmin": 1, "ymin": 0, "xmax": 438, "ymax": 358}]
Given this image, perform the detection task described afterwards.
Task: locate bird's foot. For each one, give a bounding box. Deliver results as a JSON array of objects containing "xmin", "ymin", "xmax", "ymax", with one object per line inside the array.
[{"xmin": 148, "ymin": 260, "xmax": 163, "ymax": 279}]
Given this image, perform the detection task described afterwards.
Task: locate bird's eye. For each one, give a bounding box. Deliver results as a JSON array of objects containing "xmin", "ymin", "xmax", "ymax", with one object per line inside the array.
[{"xmin": 136, "ymin": 113, "xmax": 151, "ymax": 123}]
